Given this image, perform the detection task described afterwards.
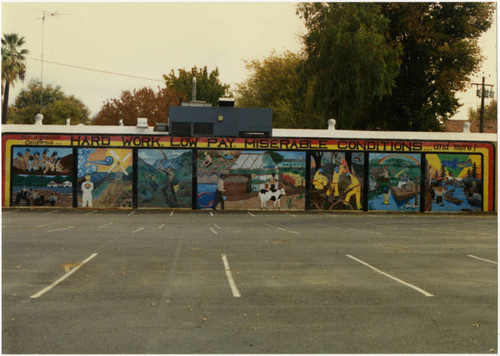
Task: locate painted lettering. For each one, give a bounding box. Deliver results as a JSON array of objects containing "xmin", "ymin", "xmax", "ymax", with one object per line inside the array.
[
  {"xmin": 434, "ymin": 143, "xmax": 450, "ymax": 150},
  {"xmin": 244, "ymin": 138, "xmax": 257, "ymax": 148},
  {"xmin": 208, "ymin": 138, "xmax": 218, "ymax": 147}
]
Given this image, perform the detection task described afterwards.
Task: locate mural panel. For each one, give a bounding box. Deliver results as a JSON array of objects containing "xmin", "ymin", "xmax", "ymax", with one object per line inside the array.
[
  {"xmin": 138, "ymin": 149, "xmax": 192, "ymax": 208},
  {"xmin": 310, "ymin": 151, "xmax": 364, "ymax": 210},
  {"xmin": 77, "ymin": 148, "xmax": 133, "ymax": 208},
  {"xmin": 424, "ymin": 153, "xmax": 482, "ymax": 212},
  {"xmin": 197, "ymin": 150, "xmax": 306, "ymax": 210},
  {"xmin": 368, "ymin": 153, "xmax": 421, "ymax": 211},
  {"xmin": 11, "ymin": 146, "xmax": 73, "ymax": 207}
]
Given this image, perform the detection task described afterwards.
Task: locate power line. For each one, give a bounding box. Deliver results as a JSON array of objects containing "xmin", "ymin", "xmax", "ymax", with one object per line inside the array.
[{"xmin": 26, "ymin": 57, "xmax": 164, "ymax": 83}]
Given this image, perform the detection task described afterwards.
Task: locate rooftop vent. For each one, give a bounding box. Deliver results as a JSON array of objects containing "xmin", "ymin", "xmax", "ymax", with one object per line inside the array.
[
  {"xmin": 154, "ymin": 123, "xmax": 168, "ymax": 132},
  {"xmin": 137, "ymin": 118, "xmax": 149, "ymax": 129},
  {"xmin": 219, "ymin": 98, "xmax": 235, "ymax": 107},
  {"xmin": 34, "ymin": 113, "xmax": 43, "ymax": 125}
]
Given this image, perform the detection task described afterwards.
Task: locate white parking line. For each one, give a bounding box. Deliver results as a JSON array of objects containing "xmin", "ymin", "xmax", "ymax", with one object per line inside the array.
[
  {"xmin": 210, "ymin": 212, "xmax": 214, "ymax": 217},
  {"xmin": 132, "ymin": 227, "xmax": 144, "ymax": 234},
  {"xmin": 210, "ymin": 227, "xmax": 218, "ymax": 234},
  {"xmin": 30, "ymin": 253, "xmax": 98, "ymax": 298},
  {"xmin": 47, "ymin": 226, "xmax": 74, "ymax": 233},
  {"xmin": 36, "ymin": 222, "xmax": 57, "ymax": 228},
  {"xmin": 346, "ymin": 254, "xmax": 434, "ymax": 297},
  {"xmin": 277, "ymin": 227, "xmax": 299, "ymax": 235},
  {"xmin": 98, "ymin": 222, "xmax": 113, "ymax": 228},
  {"xmin": 158, "ymin": 224, "xmax": 165, "ymax": 229},
  {"xmin": 214, "ymin": 224, "xmax": 221, "ymax": 229},
  {"xmin": 221, "ymin": 254, "xmax": 241, "ymax": 297},
  {"xmin": 170, "ymin": 211, "xmax": 174, "ymax": 216},
  {"xmin": 128, "ymin": 211, "xmax": 136, "ymax": 216},
  {"xmin": 286, "ymin": 212, "xmax": 297, "ymax": 217},
  {"xmin": 265, "ymin": 223, "xmax": 299, "ymax": 235},
  {"xmin": 468, "ymin": 255, "xmax": 497, "ymax": 265},
  {"xmin": 85, "ymin": 210, "xmax": 98, "ymax": 216},
  {"xmin": 248, "ymin": 211, "xmax": 255, "ymax": 217}
]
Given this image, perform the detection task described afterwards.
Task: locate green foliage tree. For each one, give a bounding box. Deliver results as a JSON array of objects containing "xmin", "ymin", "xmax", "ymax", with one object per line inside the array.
[
  {"xmin": 296, "ymin": 2, "xmax": 494, "ymax": 131},
  {"xmin": 356, "ymin": 3, "xmax": 494, "ymax": 131},
  {"xmin": 93, "ymin": 87, "xmax": 181, "ymax": 126},
  {"xmin": 297, "ymin": 3, "xmax": 402, "ymax": 129},
  {"xmin": 468, "ymin": 99, "xmax": 497, "ymax": 123},
  {"xmin": 163, "ymin": 66, "xmax": 231, "ymax": 106},
  {"xmin": 7, "ymin": 80, "xmax": 90, "ymax": 125},
  {"xmin": 235, "ymin": 51, "xmax": 323, "ymax": 128},
  {"xmin": 2, "ymin": 33, "xmax": 29, "ymax": 124}
]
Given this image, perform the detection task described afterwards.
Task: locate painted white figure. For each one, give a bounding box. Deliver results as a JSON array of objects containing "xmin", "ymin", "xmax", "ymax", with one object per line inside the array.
[{"xmin": 81, "ymin": 175, "xmax": 94, "ymax": 207}]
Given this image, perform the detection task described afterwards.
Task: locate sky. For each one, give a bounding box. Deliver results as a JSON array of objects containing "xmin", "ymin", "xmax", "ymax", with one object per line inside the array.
[{"xmin": 1, "ymin": 2, "xmax": 497, "ymax": 123}]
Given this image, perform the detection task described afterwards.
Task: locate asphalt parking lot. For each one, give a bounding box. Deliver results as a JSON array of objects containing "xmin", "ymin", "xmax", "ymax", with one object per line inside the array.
[{"xmin": 2, "ymin": 209, "xmax": 497, "ymax": 354}]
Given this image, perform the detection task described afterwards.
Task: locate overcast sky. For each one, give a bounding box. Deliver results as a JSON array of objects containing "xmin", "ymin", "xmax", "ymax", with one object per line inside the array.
[{"xmin": 1, "ymin": 2, "xmax": 497, "ymax": 122}]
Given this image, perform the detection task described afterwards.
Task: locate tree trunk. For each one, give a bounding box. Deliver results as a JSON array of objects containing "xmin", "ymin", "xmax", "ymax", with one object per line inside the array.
[{"xmin": 2, "ymin": 82, "xmax": 10, "ymax": 124}]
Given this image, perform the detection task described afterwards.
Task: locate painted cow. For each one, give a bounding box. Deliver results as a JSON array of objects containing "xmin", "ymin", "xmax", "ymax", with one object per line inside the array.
[{"xmin": 258, "ymin": 188, "xmax": 286, "ymax": 208}]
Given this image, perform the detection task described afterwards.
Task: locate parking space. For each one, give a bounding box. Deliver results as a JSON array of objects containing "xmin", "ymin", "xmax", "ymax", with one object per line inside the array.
[{"xmin": 2, "ymin": 210, "xmax": 497, "ymax": 353}]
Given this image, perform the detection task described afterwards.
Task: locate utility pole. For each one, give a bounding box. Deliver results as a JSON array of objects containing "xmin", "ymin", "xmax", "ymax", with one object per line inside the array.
[{"xmin": 472, "ymin": 76, "xmax": 495, "ymax": 133}]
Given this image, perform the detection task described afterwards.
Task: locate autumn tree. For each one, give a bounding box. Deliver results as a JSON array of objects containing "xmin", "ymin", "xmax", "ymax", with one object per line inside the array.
[
  {"xmin": 7, "ymin": 80, "xmax": 90, "ymax": 125},
  {"xmin": 163, "ymin": 66, "xmax": 231, "ymax": 106},
  {"xmin": 93, "ymin": 86, "xmax": 181, "ymax": 126},
  {"xmin": 235, "ymin": 51, "xmax": 323, "ymax": 129},
  {"xmin": 297, "ymin": 3, "xmax": 402, "ymax": 129}
]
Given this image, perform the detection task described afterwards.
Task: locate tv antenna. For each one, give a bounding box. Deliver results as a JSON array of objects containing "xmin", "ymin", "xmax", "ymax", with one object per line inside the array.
[{"xmin": 31, "ymin": 9, "xmax": 70, "ymax": 113}]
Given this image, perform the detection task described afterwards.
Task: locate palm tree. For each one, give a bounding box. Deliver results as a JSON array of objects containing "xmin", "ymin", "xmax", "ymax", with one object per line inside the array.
[{"xmin": 2, "ymin": 33, "xmax": 29, "ymax": 124}]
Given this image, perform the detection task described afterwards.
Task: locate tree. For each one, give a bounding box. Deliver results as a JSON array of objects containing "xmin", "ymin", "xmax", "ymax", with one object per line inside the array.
[
  {"xmin": 296, "ymin": 2, "xmax": 494, "ymax": 131},
  {"xmin": 93, "ymin": 87, "xmax": 181, "ymax": 126},
  {"xmin": 468, "ymin": 99, "xmax": 497, "ymax": 123},
  {"xmin": 361, "ymin": 3, "xmax": 495, "ymax": 131},
  {"xmin": 7, "ymin": 80, "xmax": 90, "ymax": 125},
  {"xmin": 163, "ymin": 66, "xmax": 231, "ymax": 106},
  {"xmin": 297, "ymin": 3, "xmax": 402, "ymax": 129},
  {"xmin": 2, "ymin": 33, "xmax": 29, "ymax": 124},
  {"xmin": 235, "ymin": 51, "xmax": 323, "ymax": 129}
]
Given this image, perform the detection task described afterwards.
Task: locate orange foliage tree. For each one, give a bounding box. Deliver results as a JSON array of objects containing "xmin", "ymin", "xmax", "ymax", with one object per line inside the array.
[{"xmin": 92, "ymin": 86, "xmax": 182, "ymax": 126}]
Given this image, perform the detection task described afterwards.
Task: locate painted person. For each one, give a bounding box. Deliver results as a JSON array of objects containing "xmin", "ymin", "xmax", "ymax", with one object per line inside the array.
[
  {"xmin": 383, "ymin": 185, "xmax": 391, "ymax": 205},
  {"xmin": 269, "ymin": 173, "xmax": 277, "ymax": 191},
  {"xmin": 160, "ymin": 167, "xmax": 178, "ymax": 207},
  {"xmin": 344, "ymin": 171, "xmax": 361, "ymax": 210},
  {"xmin": 380, "ymin": 165, "xmax": 390, "ymax": 184},
  {"xmin": 40, "ymin": 149, "xmax": 51, "ymax": 173},
  {"xmin": 397, "ymin": 172, "xmax": 409, "ymax": 189},
  {"xmin": 312, "ymin": 168, "xmax": 328, "ymax": 190},
  {"xmin": 30, "ymin": 151, "xmax": 41, "ymax": 171},
  {"xmin": 81, "ymin": 175, "xmax": 94, "ymax": 207},
  {"xmin": 23, "ymin": 149, "xmax": 32, "ymax": 171},
  {"xmin": 326, "ymin": 165, "xmax": 342, "ymax": 198},
  {"xmin": 433, "ymin": 182, "xmax": 446, "ymax": 206},
  {"xmin": 202, "ymin": 151, "xmax": 212, "ymax": 167},
  {"xmin": 213, "ymin": 173, "xmax": 226, "ymax": 210}
]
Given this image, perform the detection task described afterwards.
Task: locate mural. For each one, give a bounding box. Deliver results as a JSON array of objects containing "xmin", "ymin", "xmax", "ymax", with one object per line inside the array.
[
  {"xmin": 138, "ymin": 149, "xmax": 192, "ymax": 208},
  {"xmin": 424, "ymin": 154, "xmax": 482, "ymax": 212},
  {"xmin": 368, "ymin": 153, "xmax": 421, "ymax": 211},
  {"xmin": 77, "ymin": 148, "xmax": 133, "ymax": 208},
  {"xmin": 197, "ymin": 150, "xmax": 306, "ymax": 210},
  {"xmin": 11, "ymin": 146, "xmax": 73, "ymax": 207},
  {"xmin": 310, "ymin": 151, "xmax": 364, "ymax": 210}
]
